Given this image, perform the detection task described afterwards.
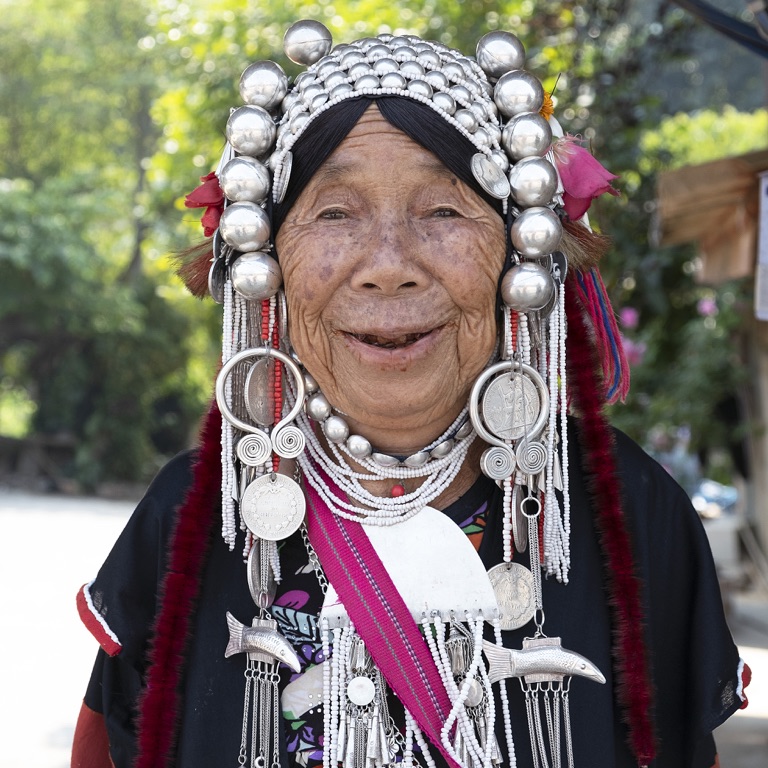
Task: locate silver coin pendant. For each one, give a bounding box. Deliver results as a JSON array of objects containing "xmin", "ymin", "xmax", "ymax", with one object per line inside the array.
[
  {"xmin": 481, "ymin": 373, "xmax": 540, "ymax": 441},
  {"xmin": 244, "ymin": 358, "xmax": 276, "ymax": 427},
  {"xmin": 487, "ymin": 562, "xmax": 535, "ymax": 631},
  {"xmin": 347, "ymin": 675, "xmax": 376, "ymax": 706},
  {"xmin": 240, "ymin": 473, "xmax": 306, "ymax": 541}
]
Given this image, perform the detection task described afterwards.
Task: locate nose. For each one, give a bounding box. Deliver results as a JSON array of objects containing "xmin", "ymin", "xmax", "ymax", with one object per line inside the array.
[{"xmin": 349, "ymin": 219, "xmax": 430, "ymax": 295}]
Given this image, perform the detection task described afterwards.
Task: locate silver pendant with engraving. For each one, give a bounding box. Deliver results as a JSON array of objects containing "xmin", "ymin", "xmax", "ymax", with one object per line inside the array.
[
  {"xmin": 482, "ymin": 372, "xmax": 541, "ymax": 441},
  {"xmin": 240, "ymin": 473, "xmax": 306, "ymax": 541},
  {"xmin": 487, "ymin": 561, "xmax": 536, "ymax": 630},
  {"xmin": 244, "ymin": 357, "xmax": 276, "ymax": 426}
]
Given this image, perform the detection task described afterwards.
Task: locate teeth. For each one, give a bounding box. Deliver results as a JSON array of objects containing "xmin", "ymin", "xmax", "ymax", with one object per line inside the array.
[{"xmin": 354, "ymin": 332, "xmax": 426, "ymax": 349}]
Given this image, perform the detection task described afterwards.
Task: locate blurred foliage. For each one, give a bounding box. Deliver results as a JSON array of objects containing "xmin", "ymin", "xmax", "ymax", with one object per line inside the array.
[{"xmin": 1, "ymin": 0, "xmax": 766, "ymax": 486}]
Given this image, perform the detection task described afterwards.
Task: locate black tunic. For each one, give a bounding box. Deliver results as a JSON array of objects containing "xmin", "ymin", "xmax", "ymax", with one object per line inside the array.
[{"xmin": 79, "ymin": 426, "xmax": 744, "ymax": 768}]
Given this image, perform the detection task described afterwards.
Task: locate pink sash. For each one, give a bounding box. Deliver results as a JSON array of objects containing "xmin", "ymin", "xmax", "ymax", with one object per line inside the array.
[{"xmin": 304, "ymin": 478, "xmax": 460, "ymax": 768}]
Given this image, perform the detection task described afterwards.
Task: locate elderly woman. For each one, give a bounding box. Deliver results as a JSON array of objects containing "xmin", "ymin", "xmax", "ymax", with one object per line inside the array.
[{"xmin": 73, "ymin": 22, "xmax": 747, "ymax": 768}]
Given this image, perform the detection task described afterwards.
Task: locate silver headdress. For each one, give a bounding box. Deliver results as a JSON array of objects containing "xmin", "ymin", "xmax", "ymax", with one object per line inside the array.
[{"xmin": 202, "ymin": 20, "xmax": 613, "ymax": 768}]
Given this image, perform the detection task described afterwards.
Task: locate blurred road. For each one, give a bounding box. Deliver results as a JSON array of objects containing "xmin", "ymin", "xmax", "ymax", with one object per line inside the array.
[{"xmin": 1, "ymin": 488, "xmax": 765, "ymax": 767}]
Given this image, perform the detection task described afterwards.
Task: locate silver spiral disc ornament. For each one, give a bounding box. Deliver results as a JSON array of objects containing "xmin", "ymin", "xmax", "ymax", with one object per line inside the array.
[
  {"xmin": 480, "ymin": 445, "xmax": 517, "ymax": 480},
  {"xmin": 516, "ymin": 440, "xmax": 548, "ymax": 475},
  {"xmin": 271, "ymin": 424, "xmax": 305, "ymax": 459},
  {"xmin": 236, "ymin": 432, "xmax": 272, "ymax": 467}
]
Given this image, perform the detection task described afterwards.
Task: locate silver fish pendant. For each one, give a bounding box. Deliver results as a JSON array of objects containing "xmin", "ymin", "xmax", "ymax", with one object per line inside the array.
[
  {"xmin": 482, "ymin": 636, "xmax": 605, "ymax": 685},
  {"xmin": 225, "ymin": 611, "xmax": 301, "ymax": 672}
]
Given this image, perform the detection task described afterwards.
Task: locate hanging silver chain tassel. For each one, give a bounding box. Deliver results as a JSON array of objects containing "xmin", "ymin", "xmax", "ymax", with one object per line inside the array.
[{"xmin": 226, "ymin": 539, "xmax": 301, "ymax": 768}]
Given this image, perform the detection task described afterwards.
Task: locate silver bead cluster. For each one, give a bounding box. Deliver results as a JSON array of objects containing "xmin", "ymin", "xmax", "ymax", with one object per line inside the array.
[
  {"xmin": 302, "ymin": 377, "xmax": 474, "ymax": 470},
  {"xmin": 211, "ymin": 19, "xmax": 566, "ymax": 315}
]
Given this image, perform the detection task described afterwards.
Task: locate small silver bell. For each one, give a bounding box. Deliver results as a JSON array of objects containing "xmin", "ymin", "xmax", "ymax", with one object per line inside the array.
[
  {"xmin": 475, "ymin": 31, "xmax": 526, "ymax": 79},
  {"xmin": 226, "ymin": 105, "xmax": 277, "ymax": 157},
  {"xmin": 219, "ymin": 202, "xmax": 271, "ymax": 252},
  {"xmin": 510, "ymin": 207, "xmax": 562, "ymax": 258},
  {"xmin": 284, "ymin": 20, "xmax": 333, "ymax": 65},
  {"xmin": 501, "ymin": 112, "xmax": 552, "ymax": 161},
  {"xmin": 493, "ymin": 70, "xmax": 544, "ymax": 117},
  {"xmin": 239, "ymin": 61, "xmax": 289, "ymax": 111},
  {"xmin": 230, "ymin": 252, "xmax": 282, "ymax": 301},
  {"xmin": 219, "ymin": 157, "xmax": 271, "ymax": 204},
  {"xmin": 500, "ymin": 262, "xmax": 556, "ymax": 311},
  {"xmin": 508, "ymin": 156, "xmax": 559, "ymax": 208}
]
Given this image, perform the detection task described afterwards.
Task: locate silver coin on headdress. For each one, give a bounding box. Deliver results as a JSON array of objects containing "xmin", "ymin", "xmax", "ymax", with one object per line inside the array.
[{"xmin": 471, "ymin": 153, "xmax": 511, "ymax": 200}]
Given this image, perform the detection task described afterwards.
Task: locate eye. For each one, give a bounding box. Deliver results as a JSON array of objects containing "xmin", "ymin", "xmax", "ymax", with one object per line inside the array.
[
  {"xmin": 432, "ymin": 207, "xmax": 461, "ymax": 218},
  {"xmin": 320, "ymin": 208, "xmax": 347, "ymax": 220}
]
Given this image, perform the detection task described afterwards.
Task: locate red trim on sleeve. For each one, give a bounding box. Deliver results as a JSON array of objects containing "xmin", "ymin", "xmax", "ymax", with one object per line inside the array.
[
  {"xmin": 77, "ymin": 584, "xmax": 122, "ymax": 657},
  {"xmin": 739, "ymin": 662, "xmax": 752, "ymax": 709},
  {"xmin": 71, "ymin": 700, "xmax": 114, "ymax": 768}
]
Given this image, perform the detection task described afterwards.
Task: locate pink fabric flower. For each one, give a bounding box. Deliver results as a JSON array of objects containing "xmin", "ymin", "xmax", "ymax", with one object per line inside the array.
[
  {"xmin": 184, "ymin": 171, "xmax": 225, "ymax": 237},
  {"xmin": 552, "ymin": 135, "xmax": 619, "ymax": 219}
]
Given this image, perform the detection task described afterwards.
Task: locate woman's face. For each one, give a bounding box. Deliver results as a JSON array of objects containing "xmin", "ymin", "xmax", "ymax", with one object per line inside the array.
[{"xmin": 276, "ymin": 105, "xmax": 506, "ymax": 452}]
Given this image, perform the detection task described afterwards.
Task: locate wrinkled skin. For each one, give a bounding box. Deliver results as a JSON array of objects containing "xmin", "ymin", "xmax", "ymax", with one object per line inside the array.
[{"xmin": 276, "ymin": 105, "xmax": 506, "ymax": 458}]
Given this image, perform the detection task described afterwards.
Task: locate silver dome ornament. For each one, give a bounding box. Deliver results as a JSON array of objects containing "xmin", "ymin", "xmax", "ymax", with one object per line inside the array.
[
  {"xmin": 510, "ymin": 206, "xmax": 562, "ymax": 258},
  {"xmin": 491, "ymin": 150, "xmax": 510, "ymax": 173},
  {"xmin": 432, "ymin": 91, "xmax": 456, "ymax": 115},
  {"xmin": 283, "ymin": 20, "xmax": 332, "ymax": 66},
  {"xmin": 230, "ymin": 252, "xmax": 283, "ymax": 301},
  {"xmin": 494, "ymin": 70, "xmax": 544, "ymax": 117},
  {"xmin": 425, "ymin": 70, "xmax": 449, "ymax": 89},
  {"xmin": 380, "ymin": 72, "xmax": 407, "ymax": 90},
  {"xmin": 508, "ymin": 156, "xmax": 559, "ymax": 208},
  {"xmin": 303, "ymin": 372, "xmax": 319, "ymax": 395},
  {"xmin": 323, "ymin": 415, "xmax": 350, "ymax": 444},
  {"xmin": 430, "ymin": 439, "xmax": 454, "ymax": 459},
  {"xmin": 373, "ymin": 57, "xmax": 399, "ymax": 76},
  {"xmin": 476, "ymin": 31, "xmax": 526, "ymax": 79},
  {"xmin": 323, "ymin": 69, "xmax": 348, "ymax": 90},
  {"xmin": 501, "ymin": 112, "xmax": 553, "ymax": 160},
  {"xmin": 471, "ymin": 153, "xmax": 511, "ymax": 200},
  {"xmin": 239, "ymin": 61, "xmax": 289, "ymax": 111},
  {"xmin": 355, "ymin": 74, "xmax": 380, "ymax": 91},
  {"xmin": 208, "ymin": 255, "xmax": 226, "ymax": 304},
  {"xmin": 219, "ymin": 156, "xmax": 271, "ymax": 204},
  {"xmin": 417, "ymin": 49, "xmax": 441, "ymax": 68},
  {"xmin": 372, "ymin": 452, "xmax": 400, "ymax": 468},
  {"xmin": 454, "ymin": 108, "xmax": 479, "ymax": 132},
  {"xmin": 400, "ymin": 60, "xmax": 426, "ymax": 79},
  {"xmin": 407, "ymin": 79, "xmax": 433, "ymax": 99},
  {"xmin": 346, "ymin": 434, "xmax": 373, "ymax": 459},
  {"xmin": 306, "ymin": 392, "xmax": 332, "ymax": 421},
  {"xmin": 366, "ymin": 43, "xmax": 391, "ymax": 60},
  {"xmin": 219, "ymin": 202, "xmax": 271, "ymax": 252},
  {"xmin": 226, "ymin": 106, "xmax": 277, "ymax": 158},
  {"xmin": 500, "ymin": 262, "xmax": 556, "ymax": 312},
  {"xmin": 404, "ymin": 451, "xmax": 430, "ymax": 468},
  {"xmin": 330, "ymin": 82, "xmax": 355, "ymax": 99}
]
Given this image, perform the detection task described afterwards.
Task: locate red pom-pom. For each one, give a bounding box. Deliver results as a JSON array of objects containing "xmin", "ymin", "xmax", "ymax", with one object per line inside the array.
[{"xmin": 391, "ymin": 484, "xmax": 405, "ymax": 497}]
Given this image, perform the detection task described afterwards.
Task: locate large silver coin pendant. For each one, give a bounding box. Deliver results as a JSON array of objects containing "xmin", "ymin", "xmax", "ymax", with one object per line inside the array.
[
  {"xmin": 481, "ymin": 373, "xmax": 541, "ymax": 441},
  {"xmin": 347, "ymin": 676, "xmax": 376, "ymax": 706},
  {"xmin": 487, "ymin": 562, "xmax": 535, "ymax": 631},
  {"xmin": 240, "ymin": 474, "xmax": 306, "ymax": 541},
  {"xmin": 244, "ymin": 358, "xmax": 276, "ymax": 427}
]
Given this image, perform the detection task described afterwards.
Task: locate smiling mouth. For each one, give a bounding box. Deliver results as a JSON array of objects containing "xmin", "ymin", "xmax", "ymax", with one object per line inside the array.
[{"xmin": 349, "ymin": 331, "xmax": 433, "ymax": 349}]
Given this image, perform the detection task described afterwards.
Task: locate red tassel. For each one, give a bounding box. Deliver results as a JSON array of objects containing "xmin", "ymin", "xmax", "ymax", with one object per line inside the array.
[
  {"xmin": 565, "ymin": 280, "xmax": 656, "ymax": 765},
  {"xmin": 135, "ymin": 403, "xmax": 223, "ymax": 768}
]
